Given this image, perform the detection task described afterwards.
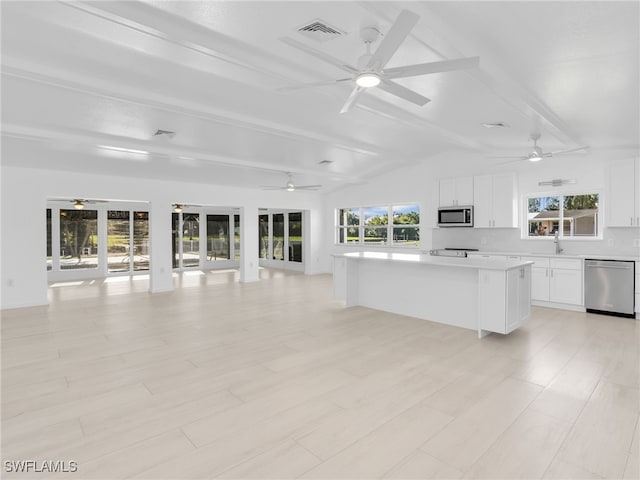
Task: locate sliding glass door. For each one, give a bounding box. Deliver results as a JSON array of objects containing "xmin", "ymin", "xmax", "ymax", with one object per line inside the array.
[{"xmin": 257, "ymin": 210, "xmax": 304, "ymax": 269}]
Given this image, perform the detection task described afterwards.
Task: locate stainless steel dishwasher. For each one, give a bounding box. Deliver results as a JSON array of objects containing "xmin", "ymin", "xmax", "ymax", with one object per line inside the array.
[{"xmin": 585, "ymin": 259, "xmax": 635, "ymax": 317}]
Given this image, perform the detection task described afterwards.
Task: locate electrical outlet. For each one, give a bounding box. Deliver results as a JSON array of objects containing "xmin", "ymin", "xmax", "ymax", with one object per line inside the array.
[{"xmin": 633, "ymin": 238, "xmax": 640, "ymax": 248}]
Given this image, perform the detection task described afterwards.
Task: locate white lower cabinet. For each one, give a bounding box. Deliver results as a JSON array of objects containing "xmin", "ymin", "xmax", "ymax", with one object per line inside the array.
[
  {"xmin": 478, "ymin": 265, "xmax": 531, "ymax": 335},
  {"xmin": 522, "ymin": 256, "xmax": 583, "ymax": 307}
]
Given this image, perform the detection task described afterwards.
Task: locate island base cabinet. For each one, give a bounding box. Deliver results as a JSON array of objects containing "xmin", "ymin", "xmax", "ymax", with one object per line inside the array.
[{"xmin": 478, "ymin": 265, "xmax": 531, "ymax": 337}]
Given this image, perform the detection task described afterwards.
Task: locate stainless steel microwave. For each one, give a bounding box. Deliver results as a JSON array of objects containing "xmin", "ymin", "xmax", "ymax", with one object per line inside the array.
[{"xmin": 438, "ymin": 205, "xmax": 474, "ymax": 227}]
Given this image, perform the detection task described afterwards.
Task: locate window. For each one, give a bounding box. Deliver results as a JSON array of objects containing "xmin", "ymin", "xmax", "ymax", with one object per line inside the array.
[
  {"xmin": 364, "ymin": 207, "xmax": 388, "ymax": 245},
  {"xmin": 337, "ymin": 208, "xmax": 360, "ymax": 244},
  {"xmin": 60, "ymin": 209, "xmax": 98, "ymax": 270},
  {"xmin": 392, "ymin": 205, "xmax": 420, "ymax": 246},
  {"xmin": 46, "ymin": 209, "xmax": 52, "ymax": 271},
  {"xmin": 133, "ymin": 211, "xmax": 149, "ymax": 271},
  {"xmin": 336, "ymin": 204, "xmax": 420, "ymax": 247},
  {"xmin": 234, "ymin": 214, "xmax": 241, "ymax": 260},
  {"xmin": 526, "ymin": 193, "xmax": 600, "ymax": 238},
  {"xmin": 288, "ymin": 212, "xmax": 302, "ymax": 262},
  {"xmin": 182, "ymin": 213, "xmax": 200, "ymax": 267},
  {"xmin": 273, "ymin": 213, "xmax": 285, "ymax": 260},
  {"xmin": 259, "ymin": 214, "xmax": 269, "ymax": 259},
  {"xmin": 107, "ymin": 210, "xmax": 131, "ymax": 273},
  {"xmin": 207, "ymin": 215, "xmax": 230, "ymax": 261}
]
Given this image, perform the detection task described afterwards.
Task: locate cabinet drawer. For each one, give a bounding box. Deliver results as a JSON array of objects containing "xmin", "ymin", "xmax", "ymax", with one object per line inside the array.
[
  {"xmin": 522, "ymin": 256, "xmax": 550, "ymax": 267},
  {"xmin": 550, "ymin": 258, "xmax": 582, "ymax": 270}
]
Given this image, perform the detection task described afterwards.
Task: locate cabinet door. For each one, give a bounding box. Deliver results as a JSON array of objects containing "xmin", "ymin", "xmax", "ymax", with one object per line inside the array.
[
  {"xmin": 608, "ymin": 159, "xmax": 636, "ymax": 227},
  {"xmin": 516, "ymin": 266, "xmax": 531, "ymax": 328},
  {"xmin": 550, "ymin": 268, "xmax": 583, "ymax": 305},
  {"xmin": 473, "ymin": 175, "xmax": 493, "ymax": 228},
  {"xmin": 492, "ymin": 173, "xmax": 517, "ymax": 228},
  {"xmin": 439, "ymin": 178, "xmax": 457, "ymax": 206},
  {"xmin": 456, "ymin": 176, "xmax": 475, "ymax": 206},
  {"xmin": 531, "ymin": 266, "xmax": 550, "ymax": 302}
]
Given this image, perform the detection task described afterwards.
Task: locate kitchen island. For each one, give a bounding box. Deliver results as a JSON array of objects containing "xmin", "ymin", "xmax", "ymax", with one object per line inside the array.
[{"xmin": 333, "ymin": 252, "xmax": 533, "ymax": 337}]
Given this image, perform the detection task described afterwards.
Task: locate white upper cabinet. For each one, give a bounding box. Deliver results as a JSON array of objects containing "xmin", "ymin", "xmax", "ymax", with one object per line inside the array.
[
  {"xmin": 607, "ymin": 158, "xmax": 640, "ymax": 227},
  {"xmin": 439, "ymin": 176, "xmax": 474, "ymax": 207},
  {"xmin": 473, "ymin": 173, "xmax": 518, "ymax": 228}
]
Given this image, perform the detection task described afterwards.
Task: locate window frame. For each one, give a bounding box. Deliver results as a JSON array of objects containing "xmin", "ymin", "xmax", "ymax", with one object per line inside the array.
[
  {"xmin": 335, "ymin": 204, "xmax": 421, "ymax": 248},
  {"xmin": 522, "ymin": 190, "xmax": 603, "ymax": 240}
]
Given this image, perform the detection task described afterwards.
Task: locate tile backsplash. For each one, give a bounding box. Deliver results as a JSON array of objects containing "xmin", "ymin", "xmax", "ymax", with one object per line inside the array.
[{"xmin": 432, "ymin": 227, "xmax": 640, "ymax": 258}]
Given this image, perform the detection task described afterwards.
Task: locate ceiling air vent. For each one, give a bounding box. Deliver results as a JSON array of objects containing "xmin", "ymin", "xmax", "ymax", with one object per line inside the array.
[{"xmin": 297, "ymin": 19, "xmax": 346, "ymax": 43}]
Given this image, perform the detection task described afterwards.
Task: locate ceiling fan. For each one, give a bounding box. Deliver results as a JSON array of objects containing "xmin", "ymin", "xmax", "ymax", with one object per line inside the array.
[
  {"xmin": 49, "ymin": 198, "xmax": 106, "ymax": 209},
  {"xmin": 261, "ymin": 173, "xmax": 321, "ymax": 192},
  {"xmin": 280, "ymin": 10, "xmax": 479, "ymax": 113},
  {"xmin": 496, "ymin": 133, "xmax": 590, "ymax": 163}
]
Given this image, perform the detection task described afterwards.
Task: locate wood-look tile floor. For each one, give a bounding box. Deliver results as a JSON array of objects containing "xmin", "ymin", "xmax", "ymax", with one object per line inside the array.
[{"xmin": 2, "ymin": 269, "xmax": 639, "ymax": 479}]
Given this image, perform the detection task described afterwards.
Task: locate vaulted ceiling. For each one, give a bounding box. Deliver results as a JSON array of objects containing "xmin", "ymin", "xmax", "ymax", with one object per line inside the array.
[{"xmin": 1, "ymin": 1, "xmax": 638, "ymax": 191}]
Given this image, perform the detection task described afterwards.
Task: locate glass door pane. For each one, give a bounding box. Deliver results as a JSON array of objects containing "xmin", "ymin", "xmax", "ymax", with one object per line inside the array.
[
  {"xmin": 182, "ymin": 213, "xmax": 200, "ymax": 267},
  {"xmin": 288, "ymin": 212, "xmax": 302, "ymax": 263},
  {"xmin": 60, "ymin": 209, "xmax": 98, "ymax": 270},
  {"xmin": 46, "ymin": 209, "xmax": 52, "ymax": 271},
  {"xmin": 207, "ymin": 215, "xmax": 230, "ymax": 261},
  {"xmin": 172, "ymin": 213, "xmax": 180, "ymax": 268},
  {"xmin": 133, "ymin": 211, "xmax": 149, "ymax": 271},
  {"xmin": 107, "ymin": 210, "xmax": 130, "ymax": 273},
  {"xmin": 272, "ymin": 213, "xmax": 284, "ymax": 261},
  {"xmin": 234, "ymin": 215, "xmax": 240, "ymax": 260},
  {"xmin": 259, "ymin": 214, "xmax": 269, "ymax": 259}
]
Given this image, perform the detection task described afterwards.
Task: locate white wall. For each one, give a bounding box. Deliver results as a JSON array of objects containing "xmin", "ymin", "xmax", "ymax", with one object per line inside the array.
[
  {"xmin": 1, "ymin": 166, "xmax": 327, "ymax": 310},
  {"xmin": 326, "ymin": 152, "xmax": 640, "ymax": 258}
]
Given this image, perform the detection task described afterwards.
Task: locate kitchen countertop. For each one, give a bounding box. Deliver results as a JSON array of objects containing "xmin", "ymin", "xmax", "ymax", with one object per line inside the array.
[
  {"xmin": 335, "ymin": 251, "xmax": 533, "ymax": 271},
  {"xmin": 467, "ymin": 251, "xmax": 639, "ymax": 262}
]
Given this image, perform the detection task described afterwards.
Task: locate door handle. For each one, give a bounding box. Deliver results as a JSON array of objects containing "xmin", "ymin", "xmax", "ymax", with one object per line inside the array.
[{"xmin": 587, "ymin": 264, "xmax": 632, "ymax": 270}]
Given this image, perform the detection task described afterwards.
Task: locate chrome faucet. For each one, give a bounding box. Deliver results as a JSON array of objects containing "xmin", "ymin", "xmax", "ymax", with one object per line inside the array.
[{"xmin": 554, "ymin": 230, "xmax": 563, "ymax": 254}]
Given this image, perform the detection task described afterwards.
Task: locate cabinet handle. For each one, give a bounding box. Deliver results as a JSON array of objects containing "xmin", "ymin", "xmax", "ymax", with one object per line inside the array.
[
  {"xmin": 546, "ymin": 268, "xmax": 548, "ymax": 277},
  {"xmin": 637, "ymin": 216, "xmax": 639, "ymax": 226},
  {"xmin": 551, "ymin": 269, "xmax": 554, "ymax": 277},
  {"xmin": 520, "ymin": 268, "xmax": 524, "ymax": 278},
  {"xmin": 632, "ymin": 217, "xmax": 635, "ymax": 226}
]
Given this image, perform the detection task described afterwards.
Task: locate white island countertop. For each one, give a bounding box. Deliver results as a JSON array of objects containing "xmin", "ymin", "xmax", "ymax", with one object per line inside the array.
[
  {"xmin": 334, "ymin": 251, "xmax": 533, "ymax": 271},
  {"xmin": 332, "ymin": 251, "xmax": 533, "ymax": 337}
]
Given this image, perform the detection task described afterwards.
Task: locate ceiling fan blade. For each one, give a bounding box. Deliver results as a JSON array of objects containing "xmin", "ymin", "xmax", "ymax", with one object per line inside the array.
[
  {"xmin": 340, "ymin": 86, "xmax": 365, "ymax": 114},
  {"xmin": 294, "ymin": 185, "xmax": 322, "ymax": 190},
  {"xmin": 280, "ymin": 37, "xmax": 358, "ymax": 74},
  {"xmin": 278, "ymin": 78, "xmax": 352, "ymax": 92},
  {"xmin": 550, "ymin": 146, "xmax": 590, "ymax": 155},
  {"xmin": 367, "ymin": 10, "xmax": 419, "ymax": 71},
  {"xmin": 377, "ymin": 79, "xmax": 430, "ymax": 106},
  {"xmin": 260, "ymin": 186, "xmax": 286, "ymax": 190},
  {"xmin": 384, "ymin": 56, "xmax": 480, "ymax": 79}
]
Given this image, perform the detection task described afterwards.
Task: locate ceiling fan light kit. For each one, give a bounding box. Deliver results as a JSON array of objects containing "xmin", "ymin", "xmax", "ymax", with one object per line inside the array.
[{"xmin": 355, "ymin": 72, "xmax": 381, "ymax": 88}]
